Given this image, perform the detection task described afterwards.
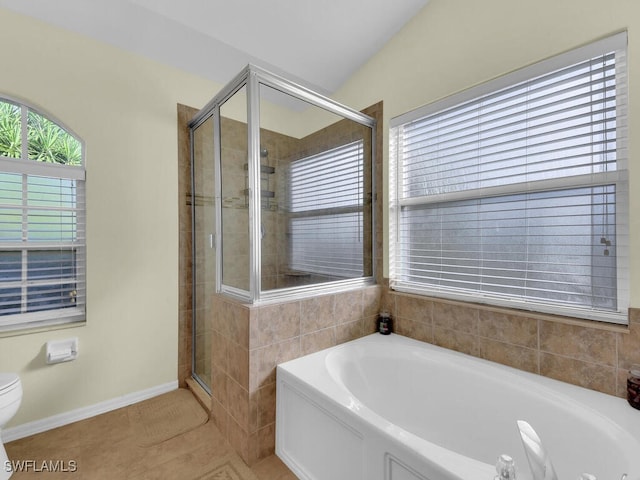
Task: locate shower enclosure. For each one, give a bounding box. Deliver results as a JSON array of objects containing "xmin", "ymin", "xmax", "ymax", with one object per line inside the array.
[{"xmin": 189, "ymin": 65, "xmax": 376, "ymax": 391}]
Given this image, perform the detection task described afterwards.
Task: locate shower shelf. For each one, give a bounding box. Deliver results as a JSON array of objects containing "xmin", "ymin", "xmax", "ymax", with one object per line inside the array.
[
  {"xmin": 243, "ymin": 188, "xmax": 275, "ymax": 198},
  {"xmin": 244, "ymin": 164, "xmax": 275, "ymax": 174}
]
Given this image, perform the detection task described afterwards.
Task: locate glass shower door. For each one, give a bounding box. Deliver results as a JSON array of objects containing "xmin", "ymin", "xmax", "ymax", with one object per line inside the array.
[{"xmin": 191, "ymin": 115, "xmax": 216, "ymax": 392}]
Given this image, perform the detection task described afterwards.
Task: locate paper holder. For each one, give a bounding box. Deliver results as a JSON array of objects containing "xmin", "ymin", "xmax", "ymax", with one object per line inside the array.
[{"xmin": 46, "ymin": 338, "xmax": 79, "ymax": 364}]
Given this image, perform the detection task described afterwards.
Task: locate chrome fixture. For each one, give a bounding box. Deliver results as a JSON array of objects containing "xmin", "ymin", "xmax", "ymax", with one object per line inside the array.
[
  {"xmin": 495, "ymin": 454, "xmax": 516, "ymax": 480},
  {"xmin": 517, "ymin": 420, "xmax": 558, "ymax": 480}
]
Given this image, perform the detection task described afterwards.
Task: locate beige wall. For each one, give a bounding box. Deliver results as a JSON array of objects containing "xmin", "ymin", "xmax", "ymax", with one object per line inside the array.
[
  {"xmin": 330, "ymin": 0, "xmax": 640, "ymax": 308},
  {"xmin": 0, "ymin": 9, "xmax": 220, "ymax": 426}
]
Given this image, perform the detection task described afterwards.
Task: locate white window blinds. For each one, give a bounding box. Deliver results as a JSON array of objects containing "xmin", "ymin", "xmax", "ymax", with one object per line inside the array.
[
  {"xmin": 390, "ymin": 33, "xmax": 628, "ymax": 324},
  {"xmin": 287, "ymin": 141, "xmax": 364, "ymax": 278},
  {"xmin": 0, "ymin": 98, "xmax": 86, "ymax": 331}
]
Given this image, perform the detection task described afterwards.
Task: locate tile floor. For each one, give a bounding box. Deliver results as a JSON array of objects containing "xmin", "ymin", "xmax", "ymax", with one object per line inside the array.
[{"xmin": 5, "ymin": 390, "xmax": 297, "ymax": 479}]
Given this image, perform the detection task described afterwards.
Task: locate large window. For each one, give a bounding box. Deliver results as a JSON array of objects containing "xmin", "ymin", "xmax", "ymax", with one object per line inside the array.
[
  {"xmin": 0, "ymin": 97, "xmax": 85, "ymax": 331},
  {"xmin": 390, "ymin": 33, "xmax": 628, "ymax": 324},
  {"xmin": 287, "ymin": 141, "xmax": 364, "ymax": 279}
]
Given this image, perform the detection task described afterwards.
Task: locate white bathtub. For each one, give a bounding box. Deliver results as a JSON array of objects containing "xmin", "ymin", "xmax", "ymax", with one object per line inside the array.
[{"xmin": 276, "ymin": 333, "xmax": 640, "ymax": 480}]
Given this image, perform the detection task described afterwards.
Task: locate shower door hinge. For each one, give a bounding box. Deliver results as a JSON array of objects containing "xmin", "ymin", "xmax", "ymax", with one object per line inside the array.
[{"xmin": 209, "ymin": 233, "xmax": 215, "ymax": 249}]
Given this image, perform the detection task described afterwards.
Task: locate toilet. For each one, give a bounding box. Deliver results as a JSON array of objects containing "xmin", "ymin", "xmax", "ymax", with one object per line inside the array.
[{"xmin": 0, "ymin": 374, "xmax": 22, "ymax": 480}]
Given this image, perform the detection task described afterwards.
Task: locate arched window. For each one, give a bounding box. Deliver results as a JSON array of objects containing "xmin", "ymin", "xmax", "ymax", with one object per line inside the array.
[{"xmin": 0, "ymin": 96, "xmax": 85, "ymax": 331}]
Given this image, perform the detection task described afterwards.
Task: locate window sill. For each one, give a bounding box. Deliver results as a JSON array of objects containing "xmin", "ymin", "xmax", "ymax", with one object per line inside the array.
[{"xmin": 0, "ymin": 319, "xmax": 86, "ymax": 338}]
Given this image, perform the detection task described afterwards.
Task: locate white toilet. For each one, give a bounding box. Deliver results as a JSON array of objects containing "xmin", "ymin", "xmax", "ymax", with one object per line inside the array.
[{"xmin": 0, "ymin": 374, "xmax": 22, "ymax": 480}]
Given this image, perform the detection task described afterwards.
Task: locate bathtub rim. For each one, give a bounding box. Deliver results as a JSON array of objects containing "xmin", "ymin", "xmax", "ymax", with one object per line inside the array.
[{"xmin": 276, "ymin": 333, "xmax": 640, "ymax": 479}]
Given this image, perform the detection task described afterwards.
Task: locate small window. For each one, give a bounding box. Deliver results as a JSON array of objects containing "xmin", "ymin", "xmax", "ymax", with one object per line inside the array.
[
  {"xmin": 287, "ymin": 141, "xmax": 364, "ymax": 279},
  {"xmin": 0, "ymin": 97, "xmax": 85, "ymax": 332},
  {"xmin": 390, "ymin": 33, "xmax": 628, "ymax": 324}
]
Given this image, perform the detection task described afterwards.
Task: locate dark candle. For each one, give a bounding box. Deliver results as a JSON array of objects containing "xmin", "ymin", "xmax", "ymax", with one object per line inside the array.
[{"xmin": 628, "ymin": 365, "xmax": 640, "ymax": 410}]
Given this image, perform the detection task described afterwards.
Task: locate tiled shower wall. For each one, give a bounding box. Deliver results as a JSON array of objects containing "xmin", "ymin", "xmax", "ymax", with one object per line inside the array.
[{"xmin": 177, "ymin": 104, "xmax": 196, "ymax": 387}]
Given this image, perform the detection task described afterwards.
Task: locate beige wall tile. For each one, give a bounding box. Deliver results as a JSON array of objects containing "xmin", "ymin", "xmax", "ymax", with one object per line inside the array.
[
  {"xmin": 336, "ymin": 319, "xmax": 363, "ymax": 344},
  {"xmin": 249, "ymin": 349, "xmax": 261, "ymax": 393},
  {"xmin": 249, "ymin": 307, "xmax": 260, "ymax": 350},
  {"xmin": 433, "ymin": 326, "xmax": 478, "ymax": 357},
  {"xmin": 211, "ymin": 296, "xmax": 225, "ymax": 334},
  {"xmin": 210, "ymin": 398, "xmax": 228, "ymax": 440},
  {"xmin": 256, "ymin": 302, "xmax": 301, "ymax": 347},
  {"xmin": 618, "ymin": 320, "xmax": 640, "ymax": 369},
  {"xmin": 396, "ymin": 294, "xmax": 433, "ymax": 324},
  {"xmin": 301, "ymin": 328, "xmax": 336, "ymax": 356},
  {"xmin": 227, "ymin": 377, "xmax": 249, "ymax": 432},
  {"xmin": 254, "ymin": 337, "xmax": 301, "ymax": 389},
  {"xmin": 395, "ymin": 317, "xmax": 433, "ymax": 344},
  {"xmin": 382, "ymin": 294, "xmax": 640, "ymax": 398},
  {"xmin": 219, "ymin": 300, "xmax": 233, "ymax": 338},
  {"xmin": 258, "ymin": 383, "xmax": 276, "ymax": 428},
  {"xmin": 300, "ymin": 295, "xmax": 335, "ymax": 334},
  {"xmin": 478, "ymin": 310, "xmax": 537, "ymax": 348},
  {"xmin": 227, "ymin": 342, "xmax": 249, "ymax": 390},
  {"xmin": 379, "ymin": 280, "xmax": 393, "ymax": 314},
  {"xmin": 363, "ymin": 285, "xmax": 382, "ymax": 317},
  {"xmin": 433, "ymin": 302, "xmax": 478, "ymax": 335},
  {"xmin": 230, "ymin": 303, "xmax": 250, "ymax": 348},
  {"xmin": 362, "ymin": 315, "xmax": 378, "ymax": 335},
  {"xmin": 539, "ymin": 353, "xmax": 616, "ymax": 395},
  {"xmin": 257, "ymin": 424, "xmax": 276, "ymax": 462},
  {"xmin": 249, "ymin": 390, "xmax": 259, "ymax": 434},
  {"xmin": 227, "ymin": 416, "xmax": 249, "ymax": 464},
  {"xmin": 335, "ymin": 290, "xmax": 363, "ymax": 324},
  {"xmin": 478, "ymin": 338, "xmax": 538, "ymax": 374},
  {"xmin": 539, "ymin": 321, "xmax": 616, "ymax": 366},
  {"xmin": 248, "ymin": 432, "xmax": 260, "ymax": 467},
  {"xmin": 212, "ymin": 330, "xmax": 228, "ymax": 374},
  {"xmin": 617, "ymin": 368, "xmax": 631, "ymax": 398},
  {"xmin": 211, "ymin": 366, "xmax": 228, "ymax": 408}
]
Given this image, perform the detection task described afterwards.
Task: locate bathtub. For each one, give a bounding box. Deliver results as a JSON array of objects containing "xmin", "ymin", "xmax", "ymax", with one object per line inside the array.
[{"xmin": 275, "ymin": 333, "xmax": 640, "ymax": 480}]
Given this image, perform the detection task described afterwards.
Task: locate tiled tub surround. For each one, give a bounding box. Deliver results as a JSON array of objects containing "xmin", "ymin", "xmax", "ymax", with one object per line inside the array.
[
  {"xmin": 381, "ymin": 287, "xmax": 640, "ymax": 398},
  {"xmin": 209, "ymin": 286, "xmax": 382, "ymax": 465},
  {"xmin": 210, "ymin": 286, "xmax": 640, "ymax": 466}
]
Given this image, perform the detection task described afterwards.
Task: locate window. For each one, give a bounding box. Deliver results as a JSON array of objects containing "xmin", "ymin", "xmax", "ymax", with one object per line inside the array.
[
  {"xmin": 390, "ymin": 33, "xmax": 628, "ymax": 324},
  {"xmin": 0, "ymin": 96, "xmax": 85, "ymax": 331},
  {"xmin": 287, "ymin": 141, "xmax": 364, "ymax": 278}
]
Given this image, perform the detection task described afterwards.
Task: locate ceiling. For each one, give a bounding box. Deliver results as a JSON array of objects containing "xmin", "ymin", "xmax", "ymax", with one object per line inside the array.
[{"xmin": 0, "ymin": 0, "xmax": 429, "ymax": 95}]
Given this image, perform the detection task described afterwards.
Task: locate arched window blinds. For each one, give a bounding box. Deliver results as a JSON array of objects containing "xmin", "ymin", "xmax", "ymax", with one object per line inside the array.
[{"xmin": 0, "ymin": 97, "xmax": 86, "ymax": 331}]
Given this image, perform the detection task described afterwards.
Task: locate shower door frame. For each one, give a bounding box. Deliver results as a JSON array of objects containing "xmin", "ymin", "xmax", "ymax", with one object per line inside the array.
[
  {"xmin": 189, "ymin": 115, "xmax": 220, "ymax": 394},
  {"xmin": 189, "ymin": 63, "xmax": 377, "ymax": 308}
]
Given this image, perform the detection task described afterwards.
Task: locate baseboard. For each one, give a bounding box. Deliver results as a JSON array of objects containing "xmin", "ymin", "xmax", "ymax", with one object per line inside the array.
[{"xmin": 2, "ymin": 380, "xmax": 178, "ymax": 442}]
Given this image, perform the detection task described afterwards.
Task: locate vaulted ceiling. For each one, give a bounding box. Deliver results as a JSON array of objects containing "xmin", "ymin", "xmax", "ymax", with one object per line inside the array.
[{"xmin": 0, "ymin": 0, "xmax": 429, "ymax": 95}]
